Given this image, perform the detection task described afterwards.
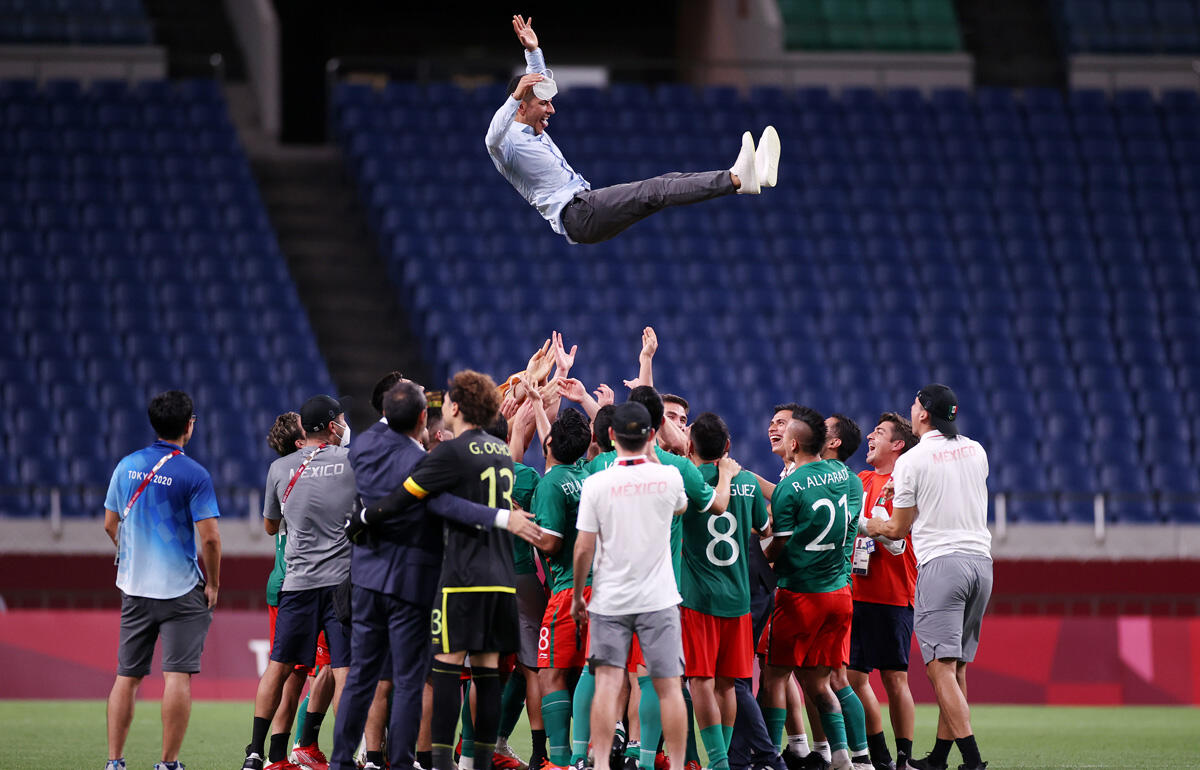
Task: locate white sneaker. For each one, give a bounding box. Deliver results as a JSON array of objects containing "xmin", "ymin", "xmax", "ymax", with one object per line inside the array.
[
  {"xmin": 756, "ymin": 125, "xmax": 780, "ymax": 187},
  {"xmin": 730, "ymin": 131, "xmax": 759, "ymax": 194}
]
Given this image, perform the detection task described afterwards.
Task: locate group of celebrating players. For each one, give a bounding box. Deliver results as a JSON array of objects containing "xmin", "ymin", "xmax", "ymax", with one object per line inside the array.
[{"xmin": 239, "ymin": 324, "xmax": 970, "ymax": 770}]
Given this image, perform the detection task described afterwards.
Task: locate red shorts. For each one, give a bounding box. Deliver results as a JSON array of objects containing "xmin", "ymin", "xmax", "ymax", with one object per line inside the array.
[
  {"xmin": 538, "ymin": 587, "xmax": 590, "ymax": 669},
  {"xmin": 757, "ymin": 586, "xmax": 852, "ymax": 669},
  {"xmin": 681, "ymin": 607, "xmax": 753, "ymax": 679},
  {"xmin": 269, "ymin": 605, "xmax": 329, "ymax": 674}
]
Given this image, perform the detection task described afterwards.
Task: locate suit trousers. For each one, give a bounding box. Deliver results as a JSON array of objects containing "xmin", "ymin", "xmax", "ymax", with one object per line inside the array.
[
  {"xmin": 332, "ymin": 584, "xmax": 432, "ymax": 770},
  {"xmin": 561, "ymin": 170, "xmax": 735, "ymax": 244}
]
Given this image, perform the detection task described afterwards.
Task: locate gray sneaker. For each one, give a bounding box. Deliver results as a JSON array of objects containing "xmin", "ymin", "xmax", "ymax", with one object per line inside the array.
[
  {"xmin": 154, "ymin": 763, "xmax": 185, "ymax": 770},
  {"xmin": 104, "ymin": 760, "xmax": 125, "ymax": 770}
]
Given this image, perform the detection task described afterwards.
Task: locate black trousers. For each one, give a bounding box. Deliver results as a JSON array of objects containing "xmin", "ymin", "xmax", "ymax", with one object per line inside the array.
[{"xmin": 561, "ymin": 170, "xmax": 735, "ymax": 243}]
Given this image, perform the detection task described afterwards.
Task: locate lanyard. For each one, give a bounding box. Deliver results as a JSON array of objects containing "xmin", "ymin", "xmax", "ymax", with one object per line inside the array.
[
  {"xmin": 281, "ymin": 443, "xmax": 328, "ymax": 509},
  {"xmin": 122, "ymin": 449, "xmax": 180, "ymax": 519}
]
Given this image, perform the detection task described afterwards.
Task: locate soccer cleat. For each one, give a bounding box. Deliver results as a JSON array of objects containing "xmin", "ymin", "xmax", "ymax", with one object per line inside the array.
[
  {"xmin": 242, "ymin": 753, "xmax": 265, "ymax": 770},
  {"xmin": 105, "ymin": 760, "xmax": 126, "ymax": 770},
  {"xmin": 653, "ymin": 752, "xmax": 668, "ymax": 770},
  {"xmin": 290, "ymin": 742, "xmax": 330, "ymax": 770},
  {"xmin": 496, "ymin": 738, "xmax": 528, "ymax": 770},
  {"xmin": 730, "ymin": 131, "xmax": 760, "ymax": 194},
  {"xmin": 903, "ymin": 758, "xmax": 945, "ymax": 770},
  {"xmin": 494, "ymin": 753, "xmax": 525, "ymax": 770},
  {"xmin": 755, "ymin": 125, "xmax": 780, "ymax": 188},
  {"xmin": 684, "ymin": 761, "xmax": 701, "ymax": 770},
  {"xmin": 153, "ymin": 763, "xmax": 186, "ymax": 770},
  {"xmin": 623, "ymin": 757, "xmax": 639, "ymax": 770},
  {"xmin": 955, "ymin": 764, "xmax": 987, "ymax": 770},
  {"xmin": 362, "ymin": 764, "xmax": 386, "ymax": 770},
  {"xmin": 265, "ymin": 762, "xmax": 304, "ymax": 770},
  {"xmin": 800, "ymin": 755, "xmax": 830, "ymax": 770},
  {"xmin": 852, "ymin": 763, "xmax": 874, "ymax": 770},
  {"xmin": 873, "ymin": 762, "xmax": 897, "ymax": 770}
]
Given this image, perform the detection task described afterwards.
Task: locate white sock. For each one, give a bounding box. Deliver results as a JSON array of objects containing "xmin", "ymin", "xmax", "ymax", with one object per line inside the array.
[
  {"xmin": 813, "ymin": 741, "xmax": 832, "ymax": 762},
  {"xmin": 786, "ymin": 734, "xmax": 810, "ymax": 757},
  {"xmin": 461, "ymin": 757, "xmax": 475, "ymax": 770},
  {"xmin": 829, "ymin": 748, "xmax": 851, "ymax": 769}
]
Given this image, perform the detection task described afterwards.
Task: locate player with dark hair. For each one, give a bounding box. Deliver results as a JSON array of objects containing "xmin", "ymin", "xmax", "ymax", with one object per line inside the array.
[
  {"xmin": 824, "ymin": 415, "xmax": 863, "ymax": 465},
  {"xmin": 591, "ymin": 404, "xmax": 616, "ymax": 456},
  {"xmin": 661, "ymin": 394, "xmax": 690, "ymax": 435},
  {"xmin": 531, "ymin": 407, "xmax": 594, "ymax": 766},
  {"xmin": 849, "ymin": 413, "xmax": 918, "ymax": 770},
  {"xmin": 487, "ymin": 15, "xmax": 780, "ymax": 245},
  {"xmin": 759, "ymin": 408, "xmax": 864, "ymax": 770},
  {"xmin": 680, "ymin": 412, "xmax": 770, "ymax": 770},
  {"xmin": 103, "ymin": 390, "xmax": 219, "ymax": 770},
  {"xmin": 348, "ymin": 370, "xmax": 538, "ymax": 770}
]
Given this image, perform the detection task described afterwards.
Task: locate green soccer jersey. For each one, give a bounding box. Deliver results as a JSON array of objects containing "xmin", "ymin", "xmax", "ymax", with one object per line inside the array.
[
  {"xmin": 583, "ymin": 446, "xmax": 716, "ymax": 584},
  {"xmin": 681, "ymin": 464, "xmax": 769, "ymax": 617},
  {"xmin": 512, "ymin": 461, "xmax": 541, "ymax": 575},
  {"xmin": 771, "ymin": 458, "xmax": 864, "ymax": 594},
  {"xmin": 531, "ymin": 460, "xmax": 590, "ymax": 593},
  {"xmin": 266, "ymin": 529, "xmax": 286, "ymax": 607}
]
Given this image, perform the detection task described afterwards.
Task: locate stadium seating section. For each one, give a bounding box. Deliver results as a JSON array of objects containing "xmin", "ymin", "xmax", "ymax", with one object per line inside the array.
[
  {"xmin": 0, "ymin": 77, "xmax": 334, "ymax": 518},
  {"xmin": 1056, "ymin": 0, "xmax": 1200, "ymax": 54},
  {"xmin": 334, "ymin": 79, "xmax": 1200, "ymax": 525},
  {"xmin": 779, "ymin": 0, "xmax": 961, "ymax": 52},
  {"xmin": 0, "ymin": 0, "xmax": 153, "ymax": 45}
]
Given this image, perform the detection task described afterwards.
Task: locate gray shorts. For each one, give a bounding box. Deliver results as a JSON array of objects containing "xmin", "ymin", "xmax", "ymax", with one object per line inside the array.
[
  {"xmin": 515, "ymin": 572, "xmax": 548, "ymax": 669},
  {"xmin": 588, "ymin": 605, "xmax": 684, "ymax": 678},
  {"xmin": 117, "ymin": 582, "xmax": 213, "ymax": 677},
  {"xmin": 914, "ymin": 554, "xmax": 993, "ymax": 665}
]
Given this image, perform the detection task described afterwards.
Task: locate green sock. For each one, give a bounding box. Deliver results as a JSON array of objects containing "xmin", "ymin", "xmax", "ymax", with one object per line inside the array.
[
  {"xmin": 762, "ymin": 706, "xmax": 786, "ymax": 751},
  {"xmin": 625, "ymin": 740, "xmax": 641, "ymax": 760},
  {"xmin": 817, "ymin": 710, "xmax": 848, "ymax": 755},
  {"xmin": 293, "ymin": 687, "xmax": 311, "ymax": 746},
  {"xmin": 542, "ymin": 689, "xmax": 573, "ymax": 765},
  {"xmin": 834, "ymin": 686, "xmax": 867, "ymax": 756},
  {"xmin": 699, "ymin": 724, "xmax": 729, "ymax": 770},
  {"xmin": 570, "ymin": 668, "xmax": 596, "ymax": 764},
  {"xmin": 682, "ymin": 686, "xmax": 700, "ymax": 764},
  {"xmin": 460, "ymin": 682, "xmax": 475, "ymax": 761},
  {"xmin": 722, "ymin": 724, "xmax": 733, "ymax": 752},
  {"xmin": 638, "ymin": 676, "xmax": 661, "ymax": 770},
  {"xmin": 499, "ymin": 674, "xmax": 527, "ymax": 739}
]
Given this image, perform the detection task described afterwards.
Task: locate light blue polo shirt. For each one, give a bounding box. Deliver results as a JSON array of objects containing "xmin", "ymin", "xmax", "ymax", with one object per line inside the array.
[{"xmin": 105, "ymin": 440, "xmax": 220, "ymax": 599}]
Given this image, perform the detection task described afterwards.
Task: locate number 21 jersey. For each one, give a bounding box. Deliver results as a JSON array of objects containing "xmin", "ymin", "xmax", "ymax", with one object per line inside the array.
[
  {"xmin": 771, "ymin": 458, "xmax": 864, "ymax": 594},
  {"xmin": 404, "ymin": 428, "xmax": 516, "ymax": 590}
]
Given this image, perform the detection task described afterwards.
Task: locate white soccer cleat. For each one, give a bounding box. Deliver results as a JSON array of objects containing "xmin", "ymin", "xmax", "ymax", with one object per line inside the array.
[
  {"xmin": 730, "ymin": 131, "xmax": 760, "ymax": 194},
  {"xmin": 756, "ymin": 125, "xmax": 780, "ymax": 188}
]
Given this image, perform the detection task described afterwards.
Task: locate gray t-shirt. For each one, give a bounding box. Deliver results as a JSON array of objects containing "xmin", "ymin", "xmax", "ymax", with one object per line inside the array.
[{"xmin": 263, "ymin": 444, "xmax": 356, "ymax": 591}]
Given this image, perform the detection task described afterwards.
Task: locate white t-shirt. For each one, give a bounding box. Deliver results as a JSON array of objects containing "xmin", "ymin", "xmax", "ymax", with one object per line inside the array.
[
  {"xmin": 577, "ymin": 456, "xmax": 688, "ymax": 615},
  {"xmin": 891, "ymin": 430, "xmax": 991, "ymax": 567}
]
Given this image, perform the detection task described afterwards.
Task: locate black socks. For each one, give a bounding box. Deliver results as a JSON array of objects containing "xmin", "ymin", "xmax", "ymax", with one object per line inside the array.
[
  {"xmin": 955, "ymin": 735, "xmax": 982, "ymax": 767},
  {"xmin": 268, "ymin": 732, "xmax": 290, "ymax": 763},
  {"xmin": 298, "ymin": 710, "xmax": 325, "ymax": 747}
]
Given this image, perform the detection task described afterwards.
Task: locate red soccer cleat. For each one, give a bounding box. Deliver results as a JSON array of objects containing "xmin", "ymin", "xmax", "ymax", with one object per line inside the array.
[
  {"xmin": 290, "ymin": 743, "xmax": 330, "ymax": 770},
  {"xmin": 265, "ymin": 761, "xmax": 304, "ymax": 770},
  {"xmin": 684, "ymin": 761, "xmax": 701, "ymax": 770},
  {"xmin": 654, "ymin": 752, "xmax": 669, "ymax": 770},
  {"xmin": 493, "ymin": 753, "xmax": 525, "ymax": 770}
]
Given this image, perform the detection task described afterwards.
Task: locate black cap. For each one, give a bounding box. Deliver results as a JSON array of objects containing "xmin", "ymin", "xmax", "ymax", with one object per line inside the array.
[
  {"xmin": 917, "ymin": 383, "xmax": 959, "ymax": 437},
  {"xmin": 612, "ymin": 401, "xmax": 652, "ymax": 440},
  {"xmin": 300, "ymin": 394, "xmax": 345, "ymax": 433}
]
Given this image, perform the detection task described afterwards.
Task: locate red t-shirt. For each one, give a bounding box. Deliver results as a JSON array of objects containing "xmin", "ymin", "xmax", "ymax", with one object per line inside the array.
[{"xmin": 851, "ymin": 470, "xmax": 917, "ymax": 607}]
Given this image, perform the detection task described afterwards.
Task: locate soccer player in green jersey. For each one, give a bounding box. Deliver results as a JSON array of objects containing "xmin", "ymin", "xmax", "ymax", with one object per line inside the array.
[
  {"xmin": 760, "ymin": 408, "xmax": 864, "ymax": 770},
  {"xmin": 680, "ymin": 413, "xmax": 769, "ymax": 770},
  {"xmin": 530, "ymin": 408, "xmax": 593, "ymax": 767}
]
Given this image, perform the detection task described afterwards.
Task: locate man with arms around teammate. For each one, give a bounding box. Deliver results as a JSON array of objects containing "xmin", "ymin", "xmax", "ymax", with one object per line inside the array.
[
  {"xmin": 759, "ymin": 408, "xmax": 864, "ymax": 770},
  {"xmin": 866, "ymin": 387, "xmax": 991, "ymax": 770}
]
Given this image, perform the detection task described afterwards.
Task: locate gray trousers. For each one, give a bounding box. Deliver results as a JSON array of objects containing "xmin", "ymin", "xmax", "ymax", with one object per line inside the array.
[{"xmin": 561, "ymin": 170, "xmax": 736, "ymax": 244}]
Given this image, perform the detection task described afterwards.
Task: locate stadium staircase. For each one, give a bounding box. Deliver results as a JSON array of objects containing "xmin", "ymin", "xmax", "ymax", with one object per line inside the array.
[{"xmin": 251, "ymin": 149, "xmax": 431, "ymax": 429}]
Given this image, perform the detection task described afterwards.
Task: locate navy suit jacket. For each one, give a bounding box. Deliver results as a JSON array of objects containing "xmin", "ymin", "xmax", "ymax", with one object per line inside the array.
[{"xmin": 348, "ymin": 421, "xmax": 496, "ymax": 607}]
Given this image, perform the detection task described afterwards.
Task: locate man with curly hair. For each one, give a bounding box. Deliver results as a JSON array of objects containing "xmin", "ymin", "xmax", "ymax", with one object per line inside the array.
[{"xmin": 350, "ymin": 370, "xmax": 541, "ymax": 770}]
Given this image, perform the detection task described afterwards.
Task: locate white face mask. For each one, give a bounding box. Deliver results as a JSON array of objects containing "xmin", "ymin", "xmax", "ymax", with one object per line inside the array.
[{"xmin": 334, "ymin": 421, "xmax": 351, "ymax": 448}]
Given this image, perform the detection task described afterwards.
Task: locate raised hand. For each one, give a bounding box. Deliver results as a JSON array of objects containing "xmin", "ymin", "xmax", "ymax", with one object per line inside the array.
[
  {"xmin": 558, "ymin": 377, "xmax": 588, "ymax": 404},
  {"xmin": 593, "ymin": 383, "xmax": 615, "ymax": 407},
  {"xmin": 552, "ymin": 330, "xmax": 577, "ymax": 374},
  {"xmin": 512, "ymin": 72, "xmax": 544, "ymax": 100},
  {"xmin": 499, "ymin": 394, "xmax": 520, "ymax": 420},
  {"xmin": 622, "ymin": 377, "xmax": 644, "ymax": 390},
  {"xmin": 640, "ymin": 326, "xmax": 658, "ymax": 360},
  {"xmin": 526, "ymin": 339, "xmax": 555, "ymax": 383},
  {"xmin": 512, "ymin": 14, "xmax": 539, "ymax": 51}
]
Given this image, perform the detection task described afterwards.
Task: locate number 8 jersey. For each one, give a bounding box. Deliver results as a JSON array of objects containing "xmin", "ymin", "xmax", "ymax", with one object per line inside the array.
[
  {"xmin": 400, "ymin": 428, "xmax": 517, "ymax": 591},
  {"xmin": 771, "ymin": 458, "xmax": 864, "ymax": 594}
]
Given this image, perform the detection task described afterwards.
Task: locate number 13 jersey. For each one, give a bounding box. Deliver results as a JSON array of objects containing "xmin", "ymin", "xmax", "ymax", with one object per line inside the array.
[
  {"xmin": 680, "ymin": 463, "xmax": 770, "ymax": 617},
  {"xmin": 771, "ymin": 458, "xmax": 864, "ymax": 594},
  {"xmin": 403, "ymin": 428, "xmax": 516, "ymax": 591}
]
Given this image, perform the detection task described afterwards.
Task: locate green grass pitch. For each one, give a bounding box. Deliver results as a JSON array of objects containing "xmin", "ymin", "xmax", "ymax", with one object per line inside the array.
[{"xmin": 4, "ymin": 700, "xmax": 1197, "ymax": 768}]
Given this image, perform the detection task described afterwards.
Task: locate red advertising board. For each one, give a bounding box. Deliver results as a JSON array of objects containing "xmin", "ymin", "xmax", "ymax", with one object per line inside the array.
[{"xmin": 2, "ymin": 610, "xmax": 1198, "ymax": 704}]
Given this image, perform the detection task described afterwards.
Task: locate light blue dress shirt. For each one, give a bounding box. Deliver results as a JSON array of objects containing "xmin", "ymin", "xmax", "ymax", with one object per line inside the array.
[{"xmin": 485, "ymin": 47, "xmax": 590, "ymax": 240}]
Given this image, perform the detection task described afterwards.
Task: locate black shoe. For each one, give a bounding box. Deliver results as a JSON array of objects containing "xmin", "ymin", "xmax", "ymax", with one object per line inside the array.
[
  {"xmin": 239, "ymin": 752, "xmax": 264, "ymax": 770},
  {"xmin": 956, "ymin": 764, "xmax": 987, "ymax": 770},
  {"xmin": 873, "ymin": 762, "xmax": 896, "ymax": 770},
  {"xmin": 781, "ymin": 752, "xmax": 807, "ymax": 770},
  {"xmin": 800, "ymin": 755, "xmax": 830, "ymax": 770},
  {"xmin": 904, "ymin": 758, "xmax": 946, "ymax": 770}
]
